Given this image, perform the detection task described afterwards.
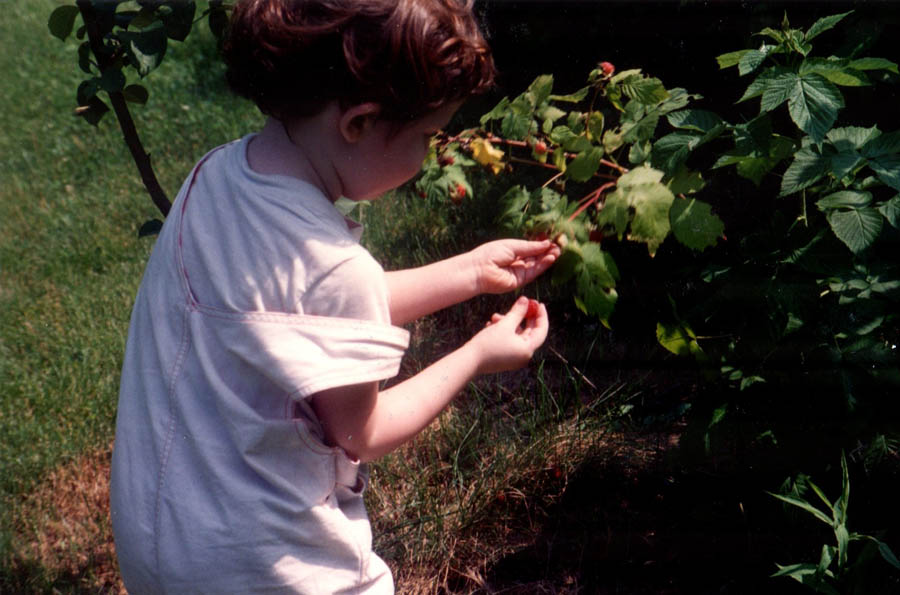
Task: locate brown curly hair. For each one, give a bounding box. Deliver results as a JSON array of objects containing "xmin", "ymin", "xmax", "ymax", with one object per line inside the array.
[{"xmin": 223, "ymin": 0, "xmax": 496, "ymax": 123}]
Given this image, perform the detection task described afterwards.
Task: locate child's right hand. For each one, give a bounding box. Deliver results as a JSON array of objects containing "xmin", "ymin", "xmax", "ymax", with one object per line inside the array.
[{"xmin": 468, "ymin": 296, "xmax": 549, "ymax": 375}]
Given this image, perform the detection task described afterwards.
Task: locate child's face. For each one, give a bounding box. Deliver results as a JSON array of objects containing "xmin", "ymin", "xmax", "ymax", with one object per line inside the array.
[{"xmin": 342, "ymin": 102, "xmax": 460, "ymax": 201}]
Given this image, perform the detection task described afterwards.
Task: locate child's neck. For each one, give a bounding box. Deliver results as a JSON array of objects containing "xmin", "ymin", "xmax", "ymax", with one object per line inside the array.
[{"xmin": 247, "ymin": 117, "xmax": 343, "ymax": 202}]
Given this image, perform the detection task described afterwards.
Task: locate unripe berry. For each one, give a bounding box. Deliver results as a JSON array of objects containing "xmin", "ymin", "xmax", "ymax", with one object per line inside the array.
[{"xmin": 534, "ymin": 140, "xmax": 548, "ymax": 155}]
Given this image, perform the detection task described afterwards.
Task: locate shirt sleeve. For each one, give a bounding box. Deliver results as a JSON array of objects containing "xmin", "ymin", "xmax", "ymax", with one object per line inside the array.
[{"xmin": 300, "ymin": 250, "xmax": 394, "ymax": 325}]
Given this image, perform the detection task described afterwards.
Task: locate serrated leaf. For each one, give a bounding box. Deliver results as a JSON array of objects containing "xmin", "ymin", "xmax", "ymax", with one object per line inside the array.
[
  {"xmin": 501, "ymin": 96, "xmax": 534, "ymax": 140},
  {"xmin": 651, "ymin": 132, "xmax": 697, "ymax": 174},
  {"xmin": 670, "ymin": 198, "xmax": 724, "ymax": 251},
  {"xmin": 549, "ymin": 86, "xmax": 590, "ymax": 103},
  {"xmin": 622, "ymin": 111, "xmax": 660, "ymax": 145},
  {"xmin": 738, "ymin": 66, "xmax": 792, "ymax": 104},
  {"xmin": 869, "ymin": 154, "xmax": 900, "ymax": 190},
  {"xmin": 551, "ymin": 248, "xmax": 581, "ymax": 285},
  {"xmin": 861, "ymin": 130, "xmax": 900, "ymax": 158},
  {"xmin": 739, "ymin": 47, "xmax": 773, "ymax": 76},
  {"xmin": 760, "ymin": 71, "xmax": 800, "ymax": 112},
  {"xmin": 480, "ymin": 96, "xmax": 510, "ymax": 125},
  {"xmin": 816, "ymin": 190, "xmax": 872, "ymax": 210},
  {"xmin": 780, "ymin": 146, "xmax": 829, "ymax": 196},
  {"xmin": 828, "ymin": 207, "xmax": 883, "ymax": 254},
  {"xmin": 805, "ymin": 11, "xmax": 853, "ymax": 42},
  {"xmin": 627, "ymin": 77, "xmax": 669, "ymax": 105},
  {"xmin": 848, "ymin": 57, "xmax": 899, "ymax": 74},
  {"xmin": 580, "ymin": 242, "xmax": 619, "ymax": 288},
  {"xmin": 566, "ymin": 147, "xmax": 603, "ymax": 182},
  {"xmin": 667, "ymin": 168, "xmax": 705, "ymax": 195},
  {"xmin": 787, "ymin": 74, "xmax": 845, "ymax": 144},
  {"xmin": 628, "ymin": 182, "xmax": 675, "ymax": 256},
  {"xmin": 877, "ymin": 195, "xmax": 900, "ymax": 228},
  {"xmin": 575, "ymin": 268, "xmax": 618, "ymax": 322},
  {"xmin": 827, "ymin": 125, "xmax": 881, "ymax": 150},
  {"xmin": 800, "ymin": 57, "xmax": 870, "ymax": 87},
  {"xmin": 666, "ymin": 109, "xmax": 723, "ymax": 133},
  {"xmin": 717, "ymin": 49, "xmax": 751, "ymax": 69},
  {"xmin": 49, "ymin": 5, "xmax": 79, "ymax": 42},
  {"xmin": 527, "ymin": 74, "xmax": 554, "ymax": 108},
  {"xmin": 596, "ymin": 191, "xmax": 629, "ymax": 239}
]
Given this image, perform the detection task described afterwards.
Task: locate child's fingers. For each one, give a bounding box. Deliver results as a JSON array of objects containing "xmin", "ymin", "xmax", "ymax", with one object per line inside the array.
[{"xmin": 522, "ymin": 301, "xmax": 549, "ymax": 346}]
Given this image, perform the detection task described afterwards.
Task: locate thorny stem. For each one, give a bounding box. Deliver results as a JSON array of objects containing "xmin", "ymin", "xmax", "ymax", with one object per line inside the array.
[
  {"xmin": 76, "ymin": 0, "xmax": 171, "ymax": 216},
  {"xmin": 568, "ymin": 181, "xmax": 616, "ymax": 221}
]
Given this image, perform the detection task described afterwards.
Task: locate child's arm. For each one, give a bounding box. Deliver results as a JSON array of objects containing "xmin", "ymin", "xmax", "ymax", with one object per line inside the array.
[
  {"xmin": 384, "ymin": 239, "xmax": 559, "ymax": 326},
  {"xmin": 309, "ymin": 296, "xmax": 547, "ymax": 462}
]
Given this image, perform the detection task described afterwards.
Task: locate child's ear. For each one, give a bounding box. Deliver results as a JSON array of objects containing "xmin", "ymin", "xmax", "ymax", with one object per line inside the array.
[{"xmin": 339, "ymin": 103, "xmax": 381, "ymax": 143}]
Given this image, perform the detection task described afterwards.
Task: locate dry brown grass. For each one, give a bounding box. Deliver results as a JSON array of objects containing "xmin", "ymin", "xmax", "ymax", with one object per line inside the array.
[{"xmin": 6, "ymin": 443, "xmax": 124, "ymax": 593}]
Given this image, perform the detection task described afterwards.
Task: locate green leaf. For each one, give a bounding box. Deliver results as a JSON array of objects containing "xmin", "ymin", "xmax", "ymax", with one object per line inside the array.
[
  {"xmin": 670, "ymin": 198, "xmax": 724, "ymax": 251},
  {"xmin": 130, "ymin": 6, "xmax": 159, "ymax": 29},
  {"xmin": 138, "ymin": 219, "xmax": 164, "ymax": 237},
  {"xmin": 878, "ymin": 195, "xmax": 900, "ymax": 228},
  {"xmin": 159, "ymin": 1, "xmax": 197, "ymax": 42},
  {"xmin": 48, "ymin": 5, "xmax": 80, "ymax": 42},
  {"xmin": 123, "ymin": 84, "xmax": 149, "ymax": 104},
  {"xmin": 848, "ymin": 57, "xmax": 899, "ymax": 74},
  {"xmin": 780, "ymin": 145, "xmax": 829, "ymax": 196},
  {"xmin": 717, "ymin": 49, "xmax": 751, "ymax": 69},
  {"xmin": 760, "ymin": 70, "xmax": 800, "ymax": 112},
  {"xmin": 566, "ymin": 147, "xmax": 604, "ymax": 182},
  {"xmin": 527, "ymin": 74, "xmax": 554, "ymax": 108},
  {"xmin": 739, "ymin": 47, "xmax": 774, "ymax": 76},
  {"xmin": 666, "ymin": 167, "xmax": 705, "ymax": 195},
  {"xmin": 551, "ymin": 248, "xmax": 581, "ymax": 285},
  {"xmin": 657, "ymin": 321, "xmax": 700, "ymax": 357},
  {"xmin": 787, "ymin": 74, "xmax": 845, "ymax": 144},
  {"xmin": 861, "ymin": 131, "xmax": 900, "ymax": 158},
  {"xmin": 666, "ymin": 109, "xmax": 723, "ymax": 133},
  {"xmin": 625, "ymin": 174, "xmax": 675, "ymax": 256},
  {"xmin": 78, "ymin": 42, "xmax": 92, "ymax": 74},
  {"xmin": 869, "ymin": 155, "xmax": 900, "ymax": 191},
  {"xmin": 816, "ymin": 190, "xmax": 872, "ymax": 210},
  {"xmin": 800, "ymin": 57, "xmax": 870, "ymax": 87},
  {"xmin": 480, "ymin": 96, "xmax": 510, "ymax": 125},
  {"xmin": 98, "ymin": 68, "xmax": 126, "ymax": 93},
  {"xmin": 580, "ymin": 242, "xmax": 619, "ymax": 288},
  {"xmin": 738, "ymin": 66, "xmax": 792, "ymax": 104},
  {"xmin": 651, "ymin": 132, "xmax": 697, "ymax": 174},
  {"xmin": 575, "ymin": 268, "xmax": 618, "ymax": 322},
  {"xmin": 827, "ymin": 208, "xmax": 883, "ymax": 254},
  {"xmin": 501, "ymin": 95, "xmax": 534, "ymax": 140},
  {"xmin": 768, "ymin": 493, "xmax": 834, "ymax": 525},
  {"xmin": 121, "ymin": 22, "xmax": 168, "ymax": 77},
  {"xmin": 549, "ymin": 86, "xmax": 590, "ymax": 103},
  {"xmin": 596, "ymin": 191, "xmax": 629, "ymax": 239},
  {"xmin": 75, "ymin": 95, "xmax": 110, "ymax": 126},
  {"xmin": 805, "ymin": 11, "xmax": 853, "ymax": 43}
]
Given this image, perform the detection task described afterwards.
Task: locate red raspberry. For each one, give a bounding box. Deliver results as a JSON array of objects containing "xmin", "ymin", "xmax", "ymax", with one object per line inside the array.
[
  {"xmin": 599, "ymin": 61, "xmax": 615, "ymax": 76},
  {"xmin": 534, "ymin": 141, "xmax": 548, "ymax": 155},
  {"xmin": 526, "ymin": 299, "xmax": 540, "ymax": 319}
]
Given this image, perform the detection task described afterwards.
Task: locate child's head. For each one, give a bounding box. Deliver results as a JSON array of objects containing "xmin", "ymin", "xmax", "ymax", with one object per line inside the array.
[{"xmin": 223, "ymin": 0, "xmax": 496, "ymax": 125}]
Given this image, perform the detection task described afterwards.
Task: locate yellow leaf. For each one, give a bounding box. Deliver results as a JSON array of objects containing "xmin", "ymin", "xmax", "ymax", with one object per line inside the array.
[{"xmin": 470, "ymin": 138, "xmax": 505, "ymax": 175}]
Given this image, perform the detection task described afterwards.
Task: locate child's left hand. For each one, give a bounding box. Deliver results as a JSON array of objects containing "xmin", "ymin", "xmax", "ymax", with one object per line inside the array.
[{"xmin": 470, "ymin": 239, "xmax": 560, "ymax": 294}]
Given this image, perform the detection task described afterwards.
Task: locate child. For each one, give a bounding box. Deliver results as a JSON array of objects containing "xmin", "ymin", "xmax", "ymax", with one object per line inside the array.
[{"xmin": 110, "ymin": 0, "xmax": 559, "ymax": 592}]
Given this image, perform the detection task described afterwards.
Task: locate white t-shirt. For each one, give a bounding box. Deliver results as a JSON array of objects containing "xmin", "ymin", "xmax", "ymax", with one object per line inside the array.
[{"xmin": 110, "ymin": 135, "xmax": 409, "ymax": 594}]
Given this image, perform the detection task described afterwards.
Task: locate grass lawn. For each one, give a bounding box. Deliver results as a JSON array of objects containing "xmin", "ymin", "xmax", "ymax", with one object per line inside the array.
[{"xmin": 5, "ymin": 3, "xmax": 898, "ymax": 595}]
